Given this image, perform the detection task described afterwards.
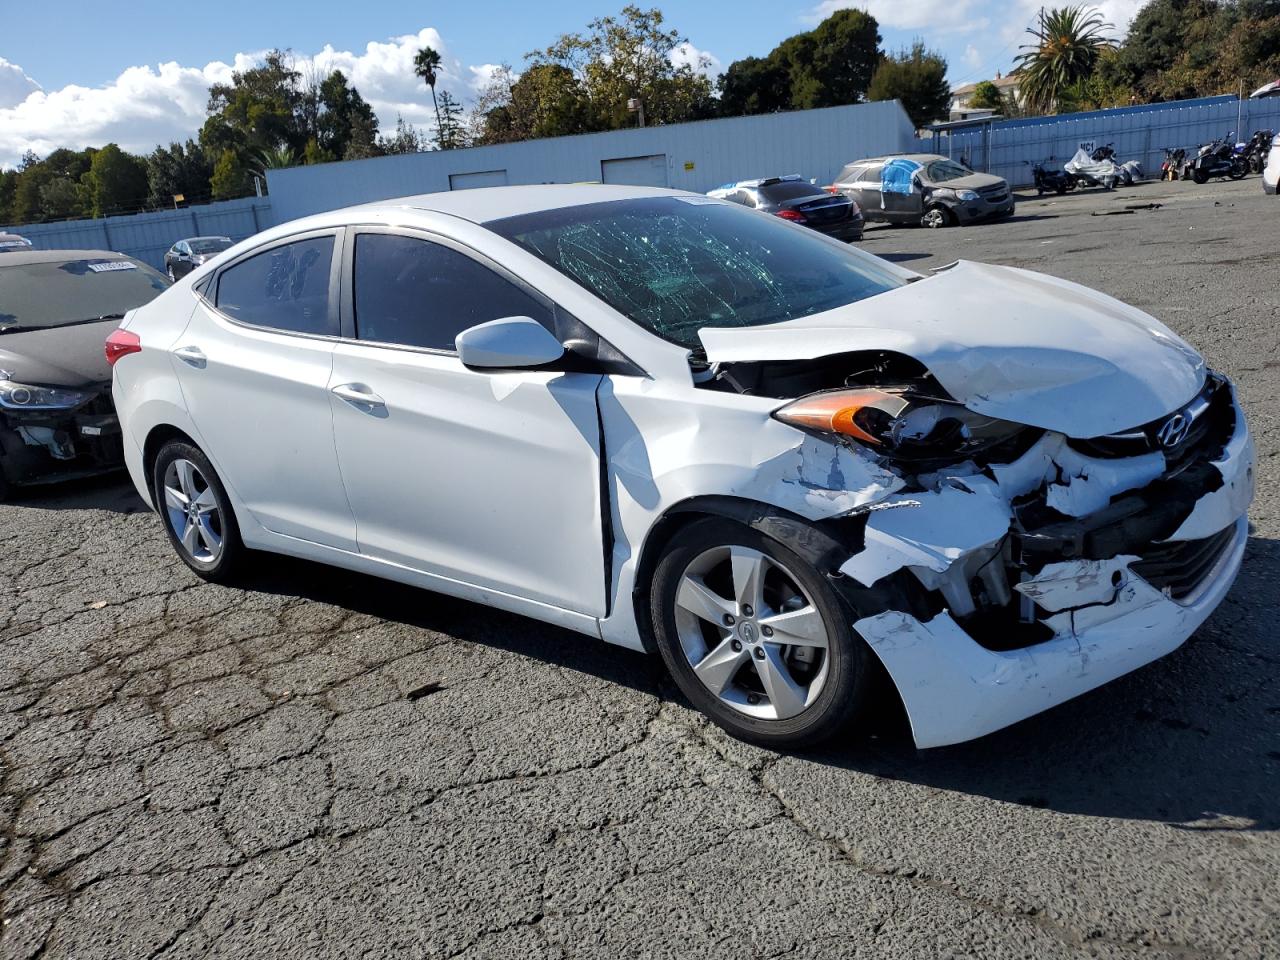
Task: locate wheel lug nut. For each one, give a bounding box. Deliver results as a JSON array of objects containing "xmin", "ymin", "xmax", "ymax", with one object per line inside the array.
[
  {"xmin": 754, "ymin": 647, "xmax": 766, "ymax": 660},
  {"xmin": 743, "ymin": 605, "xmax": 754, "ymax": 617},
  {"xmin": 731, "ymin": 640, "xmax": 742, "ymax": 652},
  {"xmin": 761, "ymin": 626, "xmax": 773, "ymax": 637},
  {"xmin": 747, "ymin": 693, "xmax": 759, "ymax": 705},
  {"xmin": 723, "ymin": 614, "xmax": 735, "ymax": 626}
]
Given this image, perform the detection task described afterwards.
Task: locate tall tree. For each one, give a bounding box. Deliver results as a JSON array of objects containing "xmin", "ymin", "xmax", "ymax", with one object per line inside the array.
[
  {"xmin": 0, "ymin": 169, "xmax": 17, "ymax": 224},
  {"xmin": 531, "ymin": 5, "xmax": 715, "ymax": 129},
  {"xmin": 432, "ymin": 91, "xmax": 468, "ymax": 150},
  {"xmin": 969, "ymin": 80, "xmax": 1005, "ymax": 110},
  {"xmin": 81, "ymin": 144, "xmax": 149, "ymax": 217},
  {"xmin": 414, "ymin": 47, "xmax": 445, "ymax": 135},
  {"xmin": 1014, "ymin": 5, "xmax": 1115, "ymax": 114},
  {"xmin": 210, "ymin": 148, "xmax": 252, "ymax": 200},
  {"xmin": 473, "ymin": 64, "xmax": 593, "ymax": 144},
  {"xmin": 317, "ymin": 70, "xmax": 379, "ymax": 159},
  {"xmin": 200, "ymin": 50, "xmax": 306, "ymax": 180},
  {"xmin": 379, "ymin": 115, "xmax": 425, "ymax": 155},
  {"xmin": 777, "ymin": 9, "xmax": 881, "ymax": 109},
  {"xmin": 716, "ymin": 56, "xmax": 791, "ymax": 116},
  {"xmin": 146, "ymin": 140, "xmax": 212, "ymax": 206},
  {"xmin": 867, "ymin": 42, "xmax": 951, "ymax": 128}
]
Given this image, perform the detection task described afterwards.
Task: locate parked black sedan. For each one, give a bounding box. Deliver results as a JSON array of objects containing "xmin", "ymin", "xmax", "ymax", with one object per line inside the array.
[
  {"xmin": 0, "ymin": 249, "xmax": 168, "ymax": 498},
  {"xmin": 707, "ymin": 175, "xmax": 864, "ymax": 241},
  {"xmin": 163, "ymin": 235, "xmax": 232, "ymax": 281}
]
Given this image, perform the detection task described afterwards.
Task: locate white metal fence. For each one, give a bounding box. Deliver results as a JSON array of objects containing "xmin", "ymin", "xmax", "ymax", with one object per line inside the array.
[
  {"xmin": 916, "ymin": 95, "xmax": 1280, "ymax": 187},
  {"xmin": 1, "ymin": 197, "xmax": 273, "ymax": 269}
]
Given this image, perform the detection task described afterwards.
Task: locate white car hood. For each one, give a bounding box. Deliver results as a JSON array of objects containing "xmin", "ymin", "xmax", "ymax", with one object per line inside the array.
[{"xmin": 697, "ymin": 260, "xmax": 1205, "ymax": 439}]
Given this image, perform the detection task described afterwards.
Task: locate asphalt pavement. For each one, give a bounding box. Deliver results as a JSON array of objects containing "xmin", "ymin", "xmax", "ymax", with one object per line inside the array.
[{"xmin": 2, "ymin": 175, "xmax": 1277, "ymax": 959}]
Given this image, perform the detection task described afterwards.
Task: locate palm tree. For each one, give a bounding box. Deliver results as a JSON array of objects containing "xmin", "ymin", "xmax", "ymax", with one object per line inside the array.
[
  {"xmin": 1014, "ymin": 5, "xmax": 1115, "ymax": 115},
  {"xmin": 253, "ymin": 145, "xmax": 299, "ymax": 177},
  {"xmin": 414, "ymin": 46, "xmax": 444, "ymax": 135}
]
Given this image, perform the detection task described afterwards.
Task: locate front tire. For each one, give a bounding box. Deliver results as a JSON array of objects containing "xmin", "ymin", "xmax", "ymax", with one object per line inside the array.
[
  {"xmin": 650, "ymin": 518, "xmax": 871, "ymax": 749},
  {"xmin": 152, "ymin": 441, "xmax": 245, "ymax": 582},
  {"xmin": 166, "ymin": 265, "xmax": 177, "ymax": 282},
  {"xmin": 921, "ymin": 204, "xmax": 953, "ymax": 229},
  {"xmin": 1229, "ymin": 158, "xmax": 1247, "ymax": 180}
]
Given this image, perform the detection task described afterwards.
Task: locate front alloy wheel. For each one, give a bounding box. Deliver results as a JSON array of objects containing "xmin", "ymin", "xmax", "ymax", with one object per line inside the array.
[
  {"xmin": 651, "ymin": 519, "xmax": 870, "ymax": 748},
  {"xmin": 921, "ymin": 205, "xmax": 951, "ymax": 229}
]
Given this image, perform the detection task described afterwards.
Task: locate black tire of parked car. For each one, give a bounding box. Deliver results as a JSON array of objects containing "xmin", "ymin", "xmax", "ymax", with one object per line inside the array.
[
  {"xmin": 649, "ymin": 517, "xmax": 871, "ymax": 749},
  {"xmin": 152, "ymin": 440, "xmax": 246, "ymax": 583}
]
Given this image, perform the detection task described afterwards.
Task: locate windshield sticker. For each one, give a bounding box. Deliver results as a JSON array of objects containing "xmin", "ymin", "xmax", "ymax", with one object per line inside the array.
[
  {"xmin": 86, "ymin": 261, "xmax": 138, "ymax": 273},
  {"xmin": 674, "ymin": 196, "xmax": 722, "ymax": 205}
]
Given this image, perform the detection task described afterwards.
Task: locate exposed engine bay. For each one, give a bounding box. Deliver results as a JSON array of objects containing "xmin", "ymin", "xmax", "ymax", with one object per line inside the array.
[{"xmin": 688, "ymin": 349, "xmax": 1253, "ymax": 746}]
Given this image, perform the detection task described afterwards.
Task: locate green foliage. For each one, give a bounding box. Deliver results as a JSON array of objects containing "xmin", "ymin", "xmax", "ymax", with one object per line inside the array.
[
  {"xmin": 146, "ymin": 140, "xmax": 212, "ymax": 206},
  {"xmin": 1014, "ymin": 5, "xmax": 1116, "ymax": 114},
  {"xmin": 528, "ymin": 5, "xmax": 715, "ymax": 131},
  {"xmin": 475, "ymin": 64, "xmax": 594, "ymax": 144},
  {"xmin": 1101, "ymin": 0, "xmax": 1280, "ymax": 101},
  {"xmin": 716, "ymin": 56, "xmax": 790, "ymax": 116},
  {"xmin": 867, "ymin": 42, "xmax": 951, "ymax": 128},
  {"xmin": 432, "ymin": 91, "xmax": 469, "ymax": 150},
  {"xmin": 316, "ymin": 71, "xmax": 381, "ymax": 161},
  {"xmin": 303, "ymin": 138, "xmax": 334, "ymax": 165},
  {"xmin": 379, "ymin": 116, "xmax": 426, "ymax": 155},
  {"xmin": 210, "ymin": 148, "xmax": 251, "ymax": 200},
  {"xmin": 969, "ymin": 80, "xmax": 1005, "ymax": 110},
  {"xmin": 81, "ymin": 144, "xmax": 149, "ymax": 217},
  {"xmin": 779, "ymin": 10, "xmax": 882, "ymax": 110},
  {"xmin": 0, "ymin": 170, "xmax": 16, "ymax": 225}
]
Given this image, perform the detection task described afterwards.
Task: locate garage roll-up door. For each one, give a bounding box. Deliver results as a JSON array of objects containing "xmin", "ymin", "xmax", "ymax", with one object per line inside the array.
[
  {"xmin": 600, "ymin": 155, "xmax": 668, "ymax": 187},
  {"xmin": 449, "ymin": 170, "xmax": 508, "ymax": 190}
]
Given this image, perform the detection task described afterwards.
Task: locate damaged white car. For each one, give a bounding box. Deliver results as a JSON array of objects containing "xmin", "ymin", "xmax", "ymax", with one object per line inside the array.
[{"xmin": 109, "ymin": 185, "xmax": 1254, "ymax": 749}]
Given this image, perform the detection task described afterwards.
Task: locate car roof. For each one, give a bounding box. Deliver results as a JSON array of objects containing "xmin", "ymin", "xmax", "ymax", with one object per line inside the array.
[
  {"xmin": 0, "ymin": 249, "xmax": 132, "ymax": 266},
  {"xmin": 180, "ymin": 236, "xmax": 232, "ymax": 243},
  {"xmin": 847, "ymin": 154, "xmax": 949, "ymax": 166},
  {"xmin": 356, "ymin": 183, "xmax": 695, "ymax": 224}
]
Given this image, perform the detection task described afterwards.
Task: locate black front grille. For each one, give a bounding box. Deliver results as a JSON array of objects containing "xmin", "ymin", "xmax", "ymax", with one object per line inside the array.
[
  {"xmin": 1069, "ymin": 374, "xmax": 1234, "ymax": 468},
  {"xmin": 977, "ymin": 183, "xmax": 1008, "ymax": 198},
  {"xmin": 1130, "ymin": 525, "xmax": 1237, "ymax": 600}
]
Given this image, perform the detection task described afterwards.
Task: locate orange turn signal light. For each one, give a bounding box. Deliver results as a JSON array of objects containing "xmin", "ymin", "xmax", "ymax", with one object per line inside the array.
[{"xmin": 773, "ymin": 389, "xmax": 912, "ymax": 447}]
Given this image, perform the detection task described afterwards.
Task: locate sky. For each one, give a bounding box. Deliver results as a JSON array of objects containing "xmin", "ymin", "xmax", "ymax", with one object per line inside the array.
[{"xmin": 0, "ymin": 0, "xmax": 1148, "ymax": 168}]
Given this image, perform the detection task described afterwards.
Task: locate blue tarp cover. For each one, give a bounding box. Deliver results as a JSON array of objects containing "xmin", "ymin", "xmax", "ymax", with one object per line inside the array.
[{"xmin": 881, "ymin": 158, "xmax": 922, "ymax": 195}]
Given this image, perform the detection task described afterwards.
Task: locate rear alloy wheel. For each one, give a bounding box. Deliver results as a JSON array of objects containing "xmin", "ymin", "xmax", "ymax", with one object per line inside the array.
[
  {"xmin": 921, "ymin": 205, "xmax": 953, "ymax": 229},
  {"xmin": 650, "ymin": 519, "xmax": 869, "ymax": 749},
  {"xmin": 153, "ymin": 440, "xmax": 244, "ymax": 582}
]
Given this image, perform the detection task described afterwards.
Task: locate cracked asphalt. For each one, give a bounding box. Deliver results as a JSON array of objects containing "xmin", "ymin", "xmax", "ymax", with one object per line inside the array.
[{"xmin": 2, "ymin": 176, "xmax": 1278, "ymax": 960}]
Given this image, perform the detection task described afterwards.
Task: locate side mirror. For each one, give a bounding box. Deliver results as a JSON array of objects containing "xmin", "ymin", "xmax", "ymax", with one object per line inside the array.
[{"xmin": 456, "ymin": 316, "xmax": 565, "ymax": 371}]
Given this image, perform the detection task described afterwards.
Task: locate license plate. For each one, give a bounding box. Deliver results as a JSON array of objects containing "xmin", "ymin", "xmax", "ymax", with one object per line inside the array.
[{"xmin": 80, "ymin": 425, "xmax": 103, "ymax": 436}]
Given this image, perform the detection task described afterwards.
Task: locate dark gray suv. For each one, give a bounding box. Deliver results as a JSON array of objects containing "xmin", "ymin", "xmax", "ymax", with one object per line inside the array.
[{"xmin": 831, "ymin": 154, "xmax": 1014, "ymax": 228}]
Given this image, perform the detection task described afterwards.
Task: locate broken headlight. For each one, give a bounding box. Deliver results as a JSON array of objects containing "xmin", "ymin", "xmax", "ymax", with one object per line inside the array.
[
  {"xmin": 0, "ymin": 380, "xmax": 88, "ymax": 411},
  {"xmin": 773, "ymin": 388, "xmax": 1027, "ymax": 460}
]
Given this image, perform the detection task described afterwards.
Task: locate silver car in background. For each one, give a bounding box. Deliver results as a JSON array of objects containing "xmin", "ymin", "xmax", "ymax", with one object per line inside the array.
[{"xmin": 1264, "ymin": 132, "xmax": 1280, "ymax": 194}]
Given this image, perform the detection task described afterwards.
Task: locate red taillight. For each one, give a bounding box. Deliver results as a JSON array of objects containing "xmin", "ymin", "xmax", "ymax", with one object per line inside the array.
[
  {"xmin": 776, "ymin": 209, "xmax": 807, "ymax": 223},
  {"xmin": 105, "ymin": 328, "xmax": 141, "ymax": 366},
  {"xmin": 824, "ymin": 185, "xmax": 839, "ymax": 194}
]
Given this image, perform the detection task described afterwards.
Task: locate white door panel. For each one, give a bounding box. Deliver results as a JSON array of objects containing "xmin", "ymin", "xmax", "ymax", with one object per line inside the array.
[
  {"xmin": 329, "ymin": 343, "xmax": 606, "ymax": 616},
  {"xmin": 176, "ymin": 302, "xmax": 357, "ymax": 550}
]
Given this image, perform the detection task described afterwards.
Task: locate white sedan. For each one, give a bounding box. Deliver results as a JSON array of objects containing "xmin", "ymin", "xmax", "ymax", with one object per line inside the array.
[
  {"xmin": 1265, "ymin": 131, "xmax": 1280, "ymax": 194},
  {"xmin": 108, "ymin": 185, "xmax": 1253, "ymax": 749}
]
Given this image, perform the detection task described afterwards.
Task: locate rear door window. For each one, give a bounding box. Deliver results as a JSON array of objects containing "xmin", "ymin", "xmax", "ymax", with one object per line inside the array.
[
  {"xmin": 215, "ymin": 235, "xmax": 336, "ymax": 336},
  {"xmin": 352, "ymin": 233, "xmax": 552, "ymax": 351}
]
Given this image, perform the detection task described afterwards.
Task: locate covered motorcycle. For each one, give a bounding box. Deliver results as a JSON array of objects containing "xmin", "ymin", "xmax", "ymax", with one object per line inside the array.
[{"xmin": 1064, "ymin": 147, "xmax": 1119, "ymax": 189}]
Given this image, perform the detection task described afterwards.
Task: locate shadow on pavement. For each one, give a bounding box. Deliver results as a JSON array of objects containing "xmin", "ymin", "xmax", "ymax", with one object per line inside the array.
[{"xmin": 3, "ymin": 474, "xmax": 145, "ymax": 514}]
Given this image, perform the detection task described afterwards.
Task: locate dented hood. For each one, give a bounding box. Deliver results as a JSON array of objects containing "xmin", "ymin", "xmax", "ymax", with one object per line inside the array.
[{"xmin": 698, "ymin": 260, "xmax": 1205, "ymax": 438}]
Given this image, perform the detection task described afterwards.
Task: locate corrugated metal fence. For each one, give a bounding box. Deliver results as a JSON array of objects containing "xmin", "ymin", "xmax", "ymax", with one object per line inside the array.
[
  {"xmin": 1, "ymin": 197, "xmax": 272, "ymax": 270},
  {"xmin": 916, "ymin": 95, "xmax": 1280, "ymax": 186}
]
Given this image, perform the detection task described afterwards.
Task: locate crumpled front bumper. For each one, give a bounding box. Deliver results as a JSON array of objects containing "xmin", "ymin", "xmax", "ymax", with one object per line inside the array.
[{"xmin": 843, "ymin": 386, "xmax": 1254, "ymax": 749}]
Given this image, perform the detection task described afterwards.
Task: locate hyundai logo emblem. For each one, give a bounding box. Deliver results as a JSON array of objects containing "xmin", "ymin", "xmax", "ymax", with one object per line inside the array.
[{"xmin": 1156, "ymin": 412, "xmax": 1192, "ymax": 448}]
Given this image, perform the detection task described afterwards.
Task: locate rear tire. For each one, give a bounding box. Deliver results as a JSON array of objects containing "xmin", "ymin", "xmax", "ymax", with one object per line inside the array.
[
  {"xmin": 152, "ymin": 440, "xmax": 245, "ymax": 583},
  {"xmin": 1229, "ymin": 158, "xmax": 1247, "ymax": 180},
  {"xmin": 649, "ymin": 518, "xmax": 871, "ymax": 750},
  {"xmin": 1192, "ymin": 167, "xmax": 1209, "ymax": 184}
]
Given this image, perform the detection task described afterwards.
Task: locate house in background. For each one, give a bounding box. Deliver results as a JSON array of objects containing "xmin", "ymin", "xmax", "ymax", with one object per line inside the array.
[{"xmin": 949, "ymin": 72, "xmax": 1023, "ymax": 121}]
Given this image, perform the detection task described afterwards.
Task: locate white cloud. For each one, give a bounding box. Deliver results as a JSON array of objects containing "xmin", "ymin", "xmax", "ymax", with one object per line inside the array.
[
  {"xmin": 0, "ymin": 29, "xmax": 489, "ymax": 167},
  {"xmin": 670, "ymin": 42, "xmax": 722, "ymax": 78},
  {"xmin": 0, "ymin": 58, "xmax": 40, "ymax": 110},
  {"xmin": 963, "ymin": 44, "xmax": 983, "ymax": 69}
]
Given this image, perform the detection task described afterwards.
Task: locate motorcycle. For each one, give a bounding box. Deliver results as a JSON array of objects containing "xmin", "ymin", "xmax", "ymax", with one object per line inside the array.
[
  {"xmin": 1159, "ymin": 146, "xmax": 1187, "ymax": 181},
  {"xmin": 1064, "ymin": 143, "xmax": 1143, "ymax": 189},
  {"xmin": 1025, "ymin": 158, "xmax": 1075, "ymax": 195},
  {"xmin": 1187, "ymin": 132, "xmax": 1248, "ymax": 183},
  {"xmin": 1243, "ymin": 130, "xmax": 1275, "ymax": 174}
]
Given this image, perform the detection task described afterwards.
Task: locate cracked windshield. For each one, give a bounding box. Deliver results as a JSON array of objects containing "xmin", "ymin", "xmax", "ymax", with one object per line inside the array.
[{"xmin": 490, "ymin": 197, "xmax": 905, "ymax": 350}]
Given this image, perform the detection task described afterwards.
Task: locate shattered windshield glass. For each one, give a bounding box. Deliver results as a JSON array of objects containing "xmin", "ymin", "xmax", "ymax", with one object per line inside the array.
[{"xmin": 487, "ymin": 197, "xmax": 906, "ymax": 350}]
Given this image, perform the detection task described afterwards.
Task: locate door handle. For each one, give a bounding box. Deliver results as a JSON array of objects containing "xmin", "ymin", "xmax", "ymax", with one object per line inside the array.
[
  {"xmin": 331, "ymin": 383, "xmax": 386, "ymax": 410},
  {"xmin": 174, "ymin": 345, "xmax": 206, "ymax": 368}
]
